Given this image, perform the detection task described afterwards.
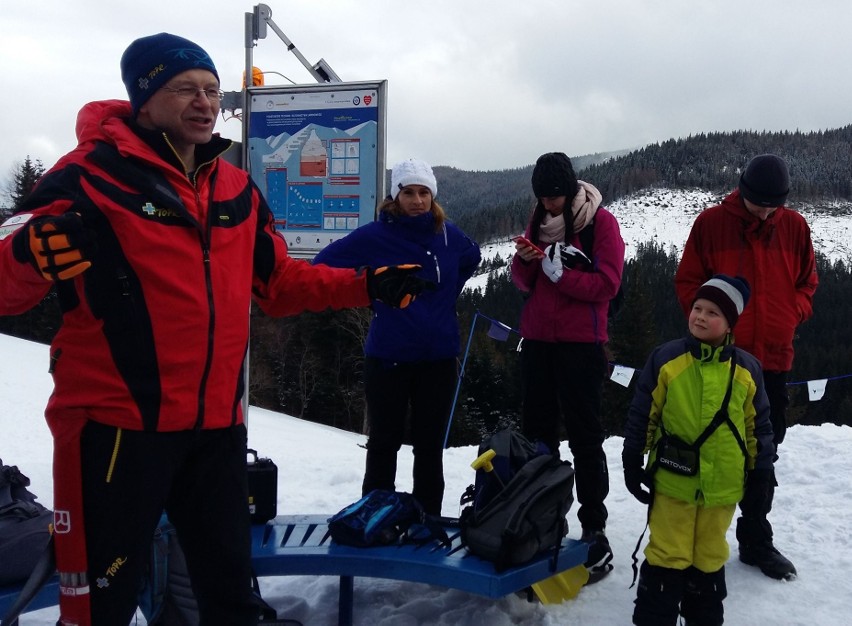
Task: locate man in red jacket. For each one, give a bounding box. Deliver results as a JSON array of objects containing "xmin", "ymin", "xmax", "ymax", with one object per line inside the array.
[
  {"xmin": 0, "ymin": 33, "xmax": 423, "ymax": 626},
  {"xmin": 675, "ymin": 154, "xmax": 818, "ymax": 581}
]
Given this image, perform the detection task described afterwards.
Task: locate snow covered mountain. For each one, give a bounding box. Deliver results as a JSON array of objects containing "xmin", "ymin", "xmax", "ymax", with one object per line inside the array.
[{"xmin": 468, "ymin": 188, "xmax": 852, "ymax": 292}]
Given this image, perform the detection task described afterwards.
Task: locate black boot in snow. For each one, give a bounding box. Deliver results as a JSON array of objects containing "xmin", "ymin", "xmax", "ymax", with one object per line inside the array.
[
  {"xmin": 739, "ymin": 541, "xmax": 797, "ymax": 581},
  {"xmin": 581, "ymin": 528, "xmax": 613, "ymax": 583},
  {"xmin": 737, "ymin": 468, "xmax": 797, "ymax": 580}
]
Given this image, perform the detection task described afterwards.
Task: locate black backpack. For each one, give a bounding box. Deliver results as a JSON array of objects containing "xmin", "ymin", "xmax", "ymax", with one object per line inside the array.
[
  {"xmin": 577, "ymin": 218, "xmax": 625, "ymax": 319},
  {"xmin": 0, "ymin": 460, "xmax": 54, "ymax": 587},
  {"xmin": 458, "ymin": 430, "xmax": 575, "ymax": 571}
]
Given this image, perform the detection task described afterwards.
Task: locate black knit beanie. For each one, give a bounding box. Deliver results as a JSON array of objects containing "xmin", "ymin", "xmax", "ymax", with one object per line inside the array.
[
  {"xmin": 739, "ymin": 154, "xmax": 790, "ymax": 207},
  {"xmin": 531, "ymin": 152, "xmax": 578, "ymax": 199}
]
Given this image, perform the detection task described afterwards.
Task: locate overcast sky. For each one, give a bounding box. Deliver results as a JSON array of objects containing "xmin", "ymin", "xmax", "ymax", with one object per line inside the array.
[{"xmin": 2, "ymin": 0, "xmax": 851, "ymax": 199}]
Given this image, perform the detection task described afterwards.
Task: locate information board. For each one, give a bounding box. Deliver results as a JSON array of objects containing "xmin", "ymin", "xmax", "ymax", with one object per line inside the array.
[{"xmin": 244, "ymin": 81, "xmax": 387, "ymax": 258}]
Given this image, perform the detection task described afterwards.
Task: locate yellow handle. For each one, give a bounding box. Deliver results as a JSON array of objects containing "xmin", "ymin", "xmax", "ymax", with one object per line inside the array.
[{"xmin": 471, "ymin": 449, "xmax": 497, "ymax": 473}]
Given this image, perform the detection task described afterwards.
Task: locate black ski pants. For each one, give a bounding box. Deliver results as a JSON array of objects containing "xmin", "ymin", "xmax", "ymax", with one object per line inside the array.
[
  {"xmin": 520, "ymin": 340, "xmax": 609, "ymax": 532},
  {"xmin": 737, "ymin": 369, "xmax": 788, "ymax": 546},
  {"xmin": 79, "ymin": 421, "xmax": 257, "ymax": 626},
  {"xmin": 362, "ymin": 357, "xmax": 457, "ymax": 515}
]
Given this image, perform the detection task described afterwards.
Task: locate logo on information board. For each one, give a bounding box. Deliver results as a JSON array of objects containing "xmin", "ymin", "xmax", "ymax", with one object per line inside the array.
[{"xmin": 363, "ymin": 95, "xmax": 372, "ymax": 106}]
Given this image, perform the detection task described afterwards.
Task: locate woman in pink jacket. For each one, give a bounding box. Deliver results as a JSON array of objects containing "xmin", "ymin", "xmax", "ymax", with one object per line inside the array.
[{"xmin": 511, "ymin": 152, "xmax": 625, "ymax": 582}]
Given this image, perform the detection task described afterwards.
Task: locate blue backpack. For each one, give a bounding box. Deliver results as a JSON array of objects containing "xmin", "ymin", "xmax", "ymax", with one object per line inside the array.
[{"xmin": 328, "ymin": 490, "xmax": 446, "ymax": 547}]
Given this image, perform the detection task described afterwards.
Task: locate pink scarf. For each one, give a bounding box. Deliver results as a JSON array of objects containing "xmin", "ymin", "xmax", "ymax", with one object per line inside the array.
[{"xmin": 539, "ymin": 180, "xmax": 603, "ymax": 244}]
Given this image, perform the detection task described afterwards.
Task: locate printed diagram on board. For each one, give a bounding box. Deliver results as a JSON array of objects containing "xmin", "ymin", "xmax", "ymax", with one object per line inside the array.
[{"xmin": 246, "ymin": 84, "xmax": 384, "ymax": 255}]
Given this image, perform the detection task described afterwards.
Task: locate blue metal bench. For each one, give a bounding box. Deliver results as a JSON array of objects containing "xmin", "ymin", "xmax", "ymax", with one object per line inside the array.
[
  {"xmin": 1, "ymin": 514, "xmax": 588, "ymax": 626},
  {"xmin": 251, "ymin": 514, "xmax": 589, "ymax": 625}
]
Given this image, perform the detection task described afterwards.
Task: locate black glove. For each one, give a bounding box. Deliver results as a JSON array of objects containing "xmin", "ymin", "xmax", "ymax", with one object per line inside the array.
[
  {"xmin": 740, "ymin": 468, "xmax": 775, "ymax": 518},
  {"xmin": 366, "ymin": 264, "xmax": 432, "ymax": 309},
  {"xmin": 559, "ymin": 244, "xmax": 591, "ymax": 269},
  {"xmin": 771, "ymin": 413, "xmax": 787, "ymax": 447},
  {"xmin": 622, "ymin": 451, "xmax": 652, "ymax": 505},
  {"xmin": 13, "ymin": 213, "xmax": 96, "ymax": 281}
]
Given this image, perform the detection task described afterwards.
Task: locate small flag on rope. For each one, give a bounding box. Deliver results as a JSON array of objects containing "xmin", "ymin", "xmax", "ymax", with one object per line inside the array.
[
  {"xmin": 610, "ymin": 365, "xmax": 635, "ymax": 388},
  {"xmin": 807, "ymin": 378, "xmax": 828, "ymax": 402},
  {"xmin": 487, "ymin": 320, "xmax": 512, "ymax": 341}
]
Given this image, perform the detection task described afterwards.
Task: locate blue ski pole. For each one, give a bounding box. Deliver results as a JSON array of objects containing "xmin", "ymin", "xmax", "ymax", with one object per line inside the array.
[{"xmin": 443, "ymin": 310, "xmax": 480, "ymax": 449}]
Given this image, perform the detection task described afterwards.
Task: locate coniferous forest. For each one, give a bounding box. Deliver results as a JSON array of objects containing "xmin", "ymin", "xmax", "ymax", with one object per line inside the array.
[{"xmin": 2, "ymin": 128, "xmax": 851, "ymax": 446}]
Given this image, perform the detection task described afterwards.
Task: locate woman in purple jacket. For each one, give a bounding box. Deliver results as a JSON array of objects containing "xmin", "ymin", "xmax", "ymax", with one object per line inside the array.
[
  {"xmin": 315, "ymin": 158, "xmax": 481, "ymax": 515},
  {"xmin": 511, "ymin": 152, "xmax": 625, "ymax": 580}
]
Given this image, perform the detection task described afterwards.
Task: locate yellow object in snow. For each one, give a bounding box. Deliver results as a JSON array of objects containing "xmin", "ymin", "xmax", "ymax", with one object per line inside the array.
[{"xmin": 531, "ymin": 564, "xmax": 590, "ymax": 603}]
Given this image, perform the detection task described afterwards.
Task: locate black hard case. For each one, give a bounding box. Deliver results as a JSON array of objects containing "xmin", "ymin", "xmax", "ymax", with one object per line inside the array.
[{"xmin": 247, "ymin": 449, "xmax": 278, "ymax": 523}]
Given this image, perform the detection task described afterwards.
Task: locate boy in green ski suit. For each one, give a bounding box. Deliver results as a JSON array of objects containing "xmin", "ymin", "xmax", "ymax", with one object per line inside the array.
[{"xmin": 622, "ymin": 275, "xmax": 776, "ymax": 625}]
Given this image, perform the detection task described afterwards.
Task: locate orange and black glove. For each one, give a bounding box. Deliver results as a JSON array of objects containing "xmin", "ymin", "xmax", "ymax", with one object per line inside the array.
[
  {"xmin": 13, "ymin": 213, "xmax": 96, "ymax": 281},
  {"xmin": 365, "ymin": 264, "xmax": 434, "ymax": 309}
]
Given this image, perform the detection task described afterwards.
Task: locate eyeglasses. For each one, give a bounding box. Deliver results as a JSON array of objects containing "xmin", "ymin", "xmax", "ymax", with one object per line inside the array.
[{"xmin": 160, "ymin": 86, "xmax": 225, "ymax": 102}]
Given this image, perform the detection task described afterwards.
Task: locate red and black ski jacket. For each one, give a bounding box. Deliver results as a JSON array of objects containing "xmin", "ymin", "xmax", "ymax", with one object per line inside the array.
[{"xmin": 0, "ymin": 99, "xmax": 369, "ymax": 432}]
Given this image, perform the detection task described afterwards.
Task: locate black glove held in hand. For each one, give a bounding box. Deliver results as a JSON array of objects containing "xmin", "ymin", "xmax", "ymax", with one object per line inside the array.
[
  {"xmin": 559, "ymin": 244, "xmax": 591, "ymax": 269},
  {"xmin": 14, "ymin": 213, "xmax": 96, "ymax": 281},
  {"xmin": 366, "ymin": 264, "xmax": 430, "ymax": 309},
  {"xmin": 623, "ymin": 451, "xmax": 652, "ymax": 505}
]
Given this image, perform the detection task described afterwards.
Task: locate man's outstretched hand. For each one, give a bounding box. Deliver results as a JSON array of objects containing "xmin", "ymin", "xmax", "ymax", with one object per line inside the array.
[
  {"xmin": 14, "ymin": 213, "xmax": 96, "ymax": 281},
  {"xmin": 366, "ymin": 264, "xmax": 435, "ymax": 308}
]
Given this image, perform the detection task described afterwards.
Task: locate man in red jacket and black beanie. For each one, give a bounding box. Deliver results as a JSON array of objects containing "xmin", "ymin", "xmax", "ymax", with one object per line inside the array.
[
  {"xmin": 0, "ymin": 32, "xmax": 425, "ymax": 626},
  {"xmin": 674, "ymin": 153, "xmax": 818, "ymax": 582}
]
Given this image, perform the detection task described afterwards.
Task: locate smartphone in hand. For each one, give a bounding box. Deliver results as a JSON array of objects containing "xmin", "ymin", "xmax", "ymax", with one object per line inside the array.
[{"xmin": 512, "ymin": 235, "xmax": 545, "ymax": 257}]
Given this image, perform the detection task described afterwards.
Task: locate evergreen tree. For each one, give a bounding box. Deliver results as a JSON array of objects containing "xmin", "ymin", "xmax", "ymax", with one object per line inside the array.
[
  {"xmin": 0, "ymin": 156, "xmax": 60, "ymax": 344},
  {"xmin": 9, "ymin": 155, "xmax": 45, "ymax": 209}
]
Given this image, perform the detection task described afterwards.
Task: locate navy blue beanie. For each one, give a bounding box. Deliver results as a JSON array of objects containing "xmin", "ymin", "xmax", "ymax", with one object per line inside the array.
[{"xmin": 120, "ymin": 33, "xmax": 219, "ymax": 115}]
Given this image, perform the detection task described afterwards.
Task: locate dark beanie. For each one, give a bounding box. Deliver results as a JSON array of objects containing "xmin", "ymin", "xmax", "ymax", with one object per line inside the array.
[
  {"xmin": 693, "ymin": 274, "xmax": 751, "ymax": 328},
  {"xmin": 531, "ymin": 152, "xmax": 578, "ymax": 199},
  {"xmin": 739, "ymin": 154, "xmax": 790, "ymax": 207},
  {"xmin": 120, "ymin": 33, "xmax": 219, "ymax": 115}
]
